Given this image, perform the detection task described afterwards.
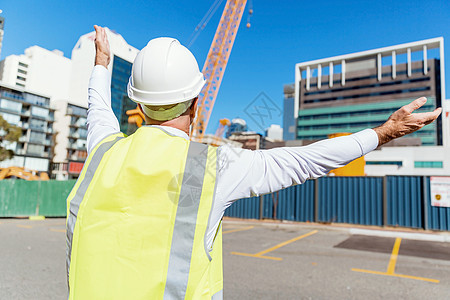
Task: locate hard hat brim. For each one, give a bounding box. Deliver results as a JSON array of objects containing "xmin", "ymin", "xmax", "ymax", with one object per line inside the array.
[{"xmin": 127, "ymin": 73, "xmax": 206, "ymax": 105}]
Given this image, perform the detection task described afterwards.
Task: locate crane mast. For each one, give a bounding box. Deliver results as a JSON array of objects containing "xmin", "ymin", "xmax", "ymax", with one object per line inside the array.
[{"xmin": 190, "ymin": 0, "xmax": 247, "ymax": 141}]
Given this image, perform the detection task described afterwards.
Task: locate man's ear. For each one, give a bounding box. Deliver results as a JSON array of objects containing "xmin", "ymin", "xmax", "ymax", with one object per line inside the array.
[
  {"xmin": 137, "ymin": 104, "xmax": 148, "ymax": 125},
  {"xmin": 189, "ymin": 97, "xmax": 198, "ymax": 123}
]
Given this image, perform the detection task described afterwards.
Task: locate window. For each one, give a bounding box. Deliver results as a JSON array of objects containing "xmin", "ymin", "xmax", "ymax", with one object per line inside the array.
[
  {"xmin": 16, "ymin": 76, "xmax": 26, "ymax": 81},
  {"xmin": 71, "ymin": 116, "xmax": 87, "ymax": 127},
  {"xmin": 31, "ymin": 106, "xmax": 49, "ymax": 118},
  {"xmin": 0, "ymin": 112, "xmax": 20, "ymax": 125},
  {"xmin": 16, "ymin": 82, "xmax": 25, "ymax": 87},
  {"xmin": 18, "ymin": 69, "xmax": 27, "ymax": 75},
  {"xmin": 29, "ymin": 131, "xmax": 46, "ymax": 143},
  {"xmin": 30, "ymin": 118, "xmax": 47, "ymax": 131},
  {"xmin": 24, "ymin": 93, "xmax": 49, "ymax": 107},
  {"xmin": 77, "ymin": 128, "xmax": 87, "ymax": 139},
  {"xmin": 0, "ymin": 99, "xmax": 22, "ymax": 113},
  {"xmin": 366, "ymin": 161, "xmax": 403, "ymax": 166},
  {"xmin": 18, "ymin": 62, "xmax": 28, "ymax": 68},
  {"xmin": 24, "ymin": 157, "xmax": 49, "ymax": 172},
  {"xmin": 414, "ymin": 161, "xmax": 443, "ymax": 168},
  {"xmin": 27, "ymin": 144, "xmax": 45, "ymax": 155},
  {"xmin": 67, "ymin": 105, "xmax": 87, "ymax": 116}
]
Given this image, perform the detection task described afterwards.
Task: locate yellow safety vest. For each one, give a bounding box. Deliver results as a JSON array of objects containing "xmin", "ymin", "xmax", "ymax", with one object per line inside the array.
[{"xmin": 66, "ymin": 126, "xmax": 223, "ymax": 299}]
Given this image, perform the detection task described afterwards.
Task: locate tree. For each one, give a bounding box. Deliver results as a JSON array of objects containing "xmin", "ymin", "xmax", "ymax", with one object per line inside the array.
[{"xmin": 0, "ymin": 115, "xmax": 22, "ymax": 161}]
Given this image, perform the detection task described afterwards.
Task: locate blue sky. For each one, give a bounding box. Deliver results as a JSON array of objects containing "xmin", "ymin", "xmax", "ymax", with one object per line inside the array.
[{"xmin": 1, "ymin": 0, "xmax": 449, "ymax": 134}]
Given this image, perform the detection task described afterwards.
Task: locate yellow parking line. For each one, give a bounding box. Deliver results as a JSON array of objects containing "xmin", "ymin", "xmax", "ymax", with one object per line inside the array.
[
  {"xmin": 352, "ymin": 268, "xmax": 439, "ymax": 283},
  {"xmin": 231, "ymin": 252, "xmax": 283, "ymax": 261},
  {"xmin": 232, "ymin": 230, "xmax": 318, "ymax": 261},
  {"xmin": 387, "ymin": 237, "xmax": 401, "ymax": 274},
  {"xmin": 50, "ymin": 228, "xmax": 66, "ymax": 233},
  {"xmin": 223, "ymin": 226, "xmax": 254, "ymax": 234},
  {"xmin": 351, "ymin": 236, "xmax": 439, "ymax": 283},
  {"xmin": 17, "ymin": 224, "xmax": 33, "ymax": 229}
]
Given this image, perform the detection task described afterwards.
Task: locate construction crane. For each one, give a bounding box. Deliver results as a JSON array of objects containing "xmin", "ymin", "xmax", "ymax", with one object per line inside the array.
[
  {"xmin": 127, "ymin": 0, "xmax": 250, "ymax": 143},
  {"xmin": 215, "ymin": 118, "xmax": 231, "ymax": 138},
  {"xmin": 190, "ymin": 0, "xmax": 248, "ymax": 141},
  {"xmin": 209, "ymin": 118, "xmax": 231, "ymax": 146}
]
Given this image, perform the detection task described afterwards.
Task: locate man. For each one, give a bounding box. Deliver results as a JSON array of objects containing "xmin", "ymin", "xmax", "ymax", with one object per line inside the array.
[{"xmin": 66, "ymin": 25, "xmax": 441, "ymax": 299}]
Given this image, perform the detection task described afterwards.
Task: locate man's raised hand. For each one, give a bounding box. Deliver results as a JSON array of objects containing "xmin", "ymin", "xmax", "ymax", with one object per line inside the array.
[
  {"xmin": 94, "ymin": 25, "xmax": 111, "ymax": 68},
  {"xmin": 373, "ymin": 97, "xmax": 442, "ymax": 146}
]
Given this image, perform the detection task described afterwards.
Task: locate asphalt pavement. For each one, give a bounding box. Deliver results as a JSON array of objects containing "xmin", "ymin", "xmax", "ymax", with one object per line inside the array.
[{"xmin": 0, "ymin": 218, "xmax": 449, "ymax": 299}]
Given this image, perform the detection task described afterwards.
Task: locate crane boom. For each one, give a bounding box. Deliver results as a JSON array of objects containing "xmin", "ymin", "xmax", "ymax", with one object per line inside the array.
[{"xmin": 190, "ymin": 0, "xmax": 247, "ymax": 140}]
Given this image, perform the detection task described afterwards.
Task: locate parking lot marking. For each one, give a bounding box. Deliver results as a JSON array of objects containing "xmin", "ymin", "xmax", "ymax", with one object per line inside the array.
[
  {"xmin": 352, "ymin": 237, "xmax": 439, "ymax": 283},
  {"xmin": 223, "ymin": 226, "xmax": 254, "ymax": 234},
  {"xmin": 50, "ymin": 228, "xmax": 66, "ymax": 233},
  {"xmin": 232, "ymin": 230, "xmax": 318, "ymax": 261},
  {"xmin": 387, "ymin": 237, "xmax": 401, "ymax": 274},
  {"xmin": 351, "ymin": 268, "xmax": 439, "ymax": 283},
  {"xmin": 17, "ymin": 224, "xmax": 33, "ymax": 229}
]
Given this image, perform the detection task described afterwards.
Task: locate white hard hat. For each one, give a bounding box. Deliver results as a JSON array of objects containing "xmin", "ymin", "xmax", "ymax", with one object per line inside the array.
[{"xmin": 127, "ymin": 37, "xmax": 206, "ymax": 106}]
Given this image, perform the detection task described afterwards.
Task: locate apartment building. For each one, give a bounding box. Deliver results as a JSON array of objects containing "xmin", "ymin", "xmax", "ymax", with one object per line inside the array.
[{"xmin": 0, "ymin": 83, "xmax": 54, "ymax": 172}]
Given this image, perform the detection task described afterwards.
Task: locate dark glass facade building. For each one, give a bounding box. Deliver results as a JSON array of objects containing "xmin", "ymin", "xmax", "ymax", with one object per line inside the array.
[
  {"xmin": 282, "ymin": 84, "xmax": 296, "ymax": 141},
  {"xmin": 111, "ymin": 55, "xmax": 136, "ymax": 135}
]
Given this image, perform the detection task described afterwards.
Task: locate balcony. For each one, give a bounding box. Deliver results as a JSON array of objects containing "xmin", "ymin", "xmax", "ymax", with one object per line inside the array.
[
  {"xmin": 0, "ymin": 91, "xmax": 25, "ymax": 101},
  {"xmin": 26, "ymin": 151, "xmax": 49, "ymax": 158},
  {"xmin": 68, "ymin": 142, "xmax": 87, "ymax": 151},
  {"xmin": 18, "ymin": 136, "xmax": 28, "ymax": 142},
  {"xmin": 15, "ymin": 149, "xmax": 26, "ymax": 155},
  {"xmin": 0, "ymin": 107, "xmax": 22, "ymax": 115},
  {"xmin": 29, "ymin": 126, "xmax": 46, "ymax": 133},
  {"xmin": 17, "ymin": 122, "xmax": 29, "ymax": 130},
  {"xmin": 21, "ymin": 110, "xmax": 31, "ymax": 116},
  {"xmin": 66, "ymin": 107, "xmax": 87, "ymax": 117},
  {"xmin": 70, "ymin": 132, "xmax": 87, "ymax": 140}
]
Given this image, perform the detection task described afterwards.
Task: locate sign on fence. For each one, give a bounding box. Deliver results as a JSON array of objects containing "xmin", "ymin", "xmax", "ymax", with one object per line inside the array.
[{"xmin": 430, "ymin": 176, "xmax": 450, "ymax": 207}]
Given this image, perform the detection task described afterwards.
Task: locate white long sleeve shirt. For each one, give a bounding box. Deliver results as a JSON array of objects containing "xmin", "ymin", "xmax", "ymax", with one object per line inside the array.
[{"xmin": 86, "ymin": 65, "xmax": 379, "ymax": 249}]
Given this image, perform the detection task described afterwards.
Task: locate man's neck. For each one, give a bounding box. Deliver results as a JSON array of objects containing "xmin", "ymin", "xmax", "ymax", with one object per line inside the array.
[{"xmin": 145, "ymin": 117, "xmax": 190, "ymax": 136}]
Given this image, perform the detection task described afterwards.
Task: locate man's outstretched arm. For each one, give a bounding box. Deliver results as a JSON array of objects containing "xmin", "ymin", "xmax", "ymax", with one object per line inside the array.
[
  {"xmin": 215, "ymin": 97, "xmax": 442, "ymax": 203},
  {"xmin": 86, "ymin": 25, "xmax": 120, "ymax": 154}
]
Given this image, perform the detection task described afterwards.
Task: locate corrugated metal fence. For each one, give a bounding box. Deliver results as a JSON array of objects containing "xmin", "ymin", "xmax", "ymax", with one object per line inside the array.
[
  {"xmin": 0, "ymin": 177, "xmax": 448, "ymax": 231},
  {"xmin": 0, "ymin": 180, "xmax": 75, "ymax": 217},
  {"xmin": 225, "ymin": 176, "xmax": 450, "ymax": 231}
]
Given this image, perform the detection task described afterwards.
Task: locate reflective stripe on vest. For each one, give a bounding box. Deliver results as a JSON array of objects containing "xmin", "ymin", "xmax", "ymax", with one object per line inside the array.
[
  {"xmin": 66, "ymin": 134, "xmax": 124, "ymax": 286},
  {"xmin": 66, "ymin": 127, "xmax": 223, "ymax": 299},
  {"xmin": 164, "ymin": 142, "xmax": 208, "ymax": 299}
]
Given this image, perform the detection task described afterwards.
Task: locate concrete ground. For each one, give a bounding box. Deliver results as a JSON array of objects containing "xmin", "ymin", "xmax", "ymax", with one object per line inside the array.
[{"xmin": 0, "ymin": 218, "xmax": 449, "ymax": 299}]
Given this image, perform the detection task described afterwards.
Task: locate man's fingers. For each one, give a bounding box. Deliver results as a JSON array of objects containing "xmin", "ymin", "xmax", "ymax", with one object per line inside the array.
[
  {"xmin": 413, "ymin": 107, "xmax": 442, "ymax": 125},
  {"xmin": 102, "ymin": 29, "xmax": 108, "ymax": 43},
  {"xmin": 94, "ymin": 25, "xmax": 101, "ymax": 37},
  {"xmin": 402, "ymin": 97, "xmax": 427, "ymax": 114},
  {"xmin": 423, "ymin": 107, "xmax": 442, "ymax": 125},
  {"xmin": 94, "ymin": 25, "xmax": 106, "ymax": 41}
]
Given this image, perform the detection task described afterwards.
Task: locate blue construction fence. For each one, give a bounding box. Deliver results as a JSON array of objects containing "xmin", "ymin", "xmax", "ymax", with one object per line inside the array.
[{"xmin": 224, "ymin": 176, "xmax": 450, "ymax": 231}]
